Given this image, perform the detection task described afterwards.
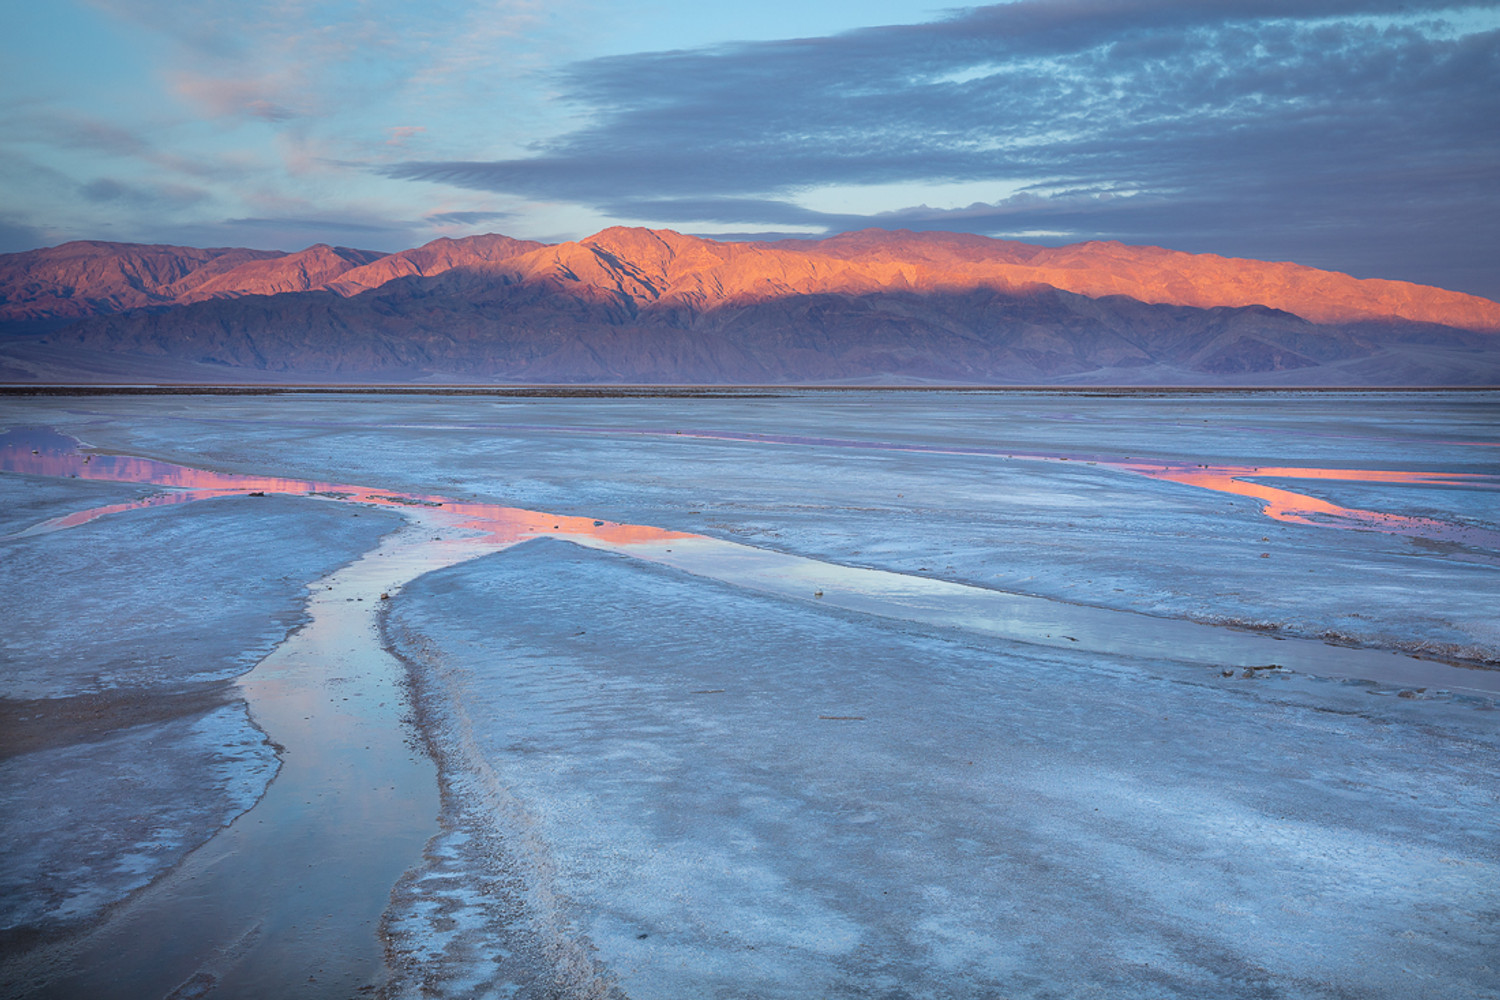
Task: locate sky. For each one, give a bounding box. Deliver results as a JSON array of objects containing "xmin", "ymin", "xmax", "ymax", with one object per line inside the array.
[{"xmin": 2, "ymin": 0, "xmax": 1497, "ymax": 297}]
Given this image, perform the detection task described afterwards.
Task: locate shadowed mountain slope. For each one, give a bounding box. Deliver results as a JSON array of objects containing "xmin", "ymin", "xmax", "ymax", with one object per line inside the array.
[{"xmin": 2, "ymin": 228, "xmax": 1496, "ymax": 384}]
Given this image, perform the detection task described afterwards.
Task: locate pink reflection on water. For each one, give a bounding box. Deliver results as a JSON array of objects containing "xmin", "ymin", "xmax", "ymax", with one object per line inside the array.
[
  {"xmin": 0, "ymin": 427, "xmax": 692, "ymax": 548},
  {"xmin": 1116, "ymin": 461, "xmax": 1500, "ymax": 546},
  {"xmin": 562, "ymin": 425, "xmax": 1500, "ymax": 550},
  {"xmin": 422, "ymin": 499, "xmax": 692, "ymax": 548},
  {"xmin": 4, "ymin": 423, "xmax": 1494, "ymax": 551}
]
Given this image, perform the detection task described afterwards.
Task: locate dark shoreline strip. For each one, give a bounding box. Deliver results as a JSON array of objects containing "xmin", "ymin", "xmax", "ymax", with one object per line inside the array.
[{"xmin": 2, "ymin": 384, "xmax": 1495, "ymax": 398}]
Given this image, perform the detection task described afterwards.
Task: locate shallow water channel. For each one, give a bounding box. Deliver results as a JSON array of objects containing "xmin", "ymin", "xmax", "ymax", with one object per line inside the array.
[
  {"xmin": 22, "ymin": 519, "xmax": 473, "ymax": 998},
  {"xmin": 2, "ymin": 424, "xmax": 1498, "ymax": 996}
]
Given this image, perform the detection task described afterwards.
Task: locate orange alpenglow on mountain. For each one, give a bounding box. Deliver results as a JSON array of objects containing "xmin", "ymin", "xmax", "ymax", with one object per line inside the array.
[
  {"xmin": 175, "ymin": 245, "xmax": 388, "ymax": 302},
  {"xmin": 3, "ymin": 227, "xmax": 1496, "ymax": 330},
  {"xmin": 2, "ymin": 227, "xmax": 1497, "ymax": 385}
]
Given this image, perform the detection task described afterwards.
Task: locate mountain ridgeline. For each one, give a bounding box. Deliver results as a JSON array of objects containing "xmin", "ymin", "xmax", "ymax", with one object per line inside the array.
[{"xmin": 2, "ymin": 227, "xmax": 1497, "ymax": 385}]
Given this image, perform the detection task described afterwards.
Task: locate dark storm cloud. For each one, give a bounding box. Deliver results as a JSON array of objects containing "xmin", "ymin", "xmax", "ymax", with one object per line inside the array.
[{"xmin": 385, "ymin": 1, "xmax": 1500, "ymax": 295}]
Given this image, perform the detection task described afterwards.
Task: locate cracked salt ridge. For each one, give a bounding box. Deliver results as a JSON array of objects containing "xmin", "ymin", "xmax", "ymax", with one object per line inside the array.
[
  {"xmin": 384, "ymin": 541, "xmax": 1500, "ymax": 999},
  {"xmin": 592, "ymin": 537, "xmax": 1500, "ymax": 694},
  {"xmin": 3, "ymin": 427, "xmax": 1496, "ymax": 698}
]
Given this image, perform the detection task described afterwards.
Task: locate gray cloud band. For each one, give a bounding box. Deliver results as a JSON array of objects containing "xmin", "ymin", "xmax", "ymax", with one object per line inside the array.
[{"xmin": 381, "ymin": 1, "xmax": 1498, "ymax": 294}]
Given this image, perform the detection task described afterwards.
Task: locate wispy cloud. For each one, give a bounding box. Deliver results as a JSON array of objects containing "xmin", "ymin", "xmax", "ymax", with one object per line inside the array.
[
  {"xmin": 386, "ymin": 0, "xmax": 1500, "ymax": 294},
  {"xmin": 224, "ymin": 216, "xmax": 412, "ymax": 234},
  {"xmin": 84, "ymin": 0, "xmax": 341, "ymax": 123},
  {"xmin": 151, "ymin": 213, "xmax": 426, "ymax": 253},
  {"xmin": 1, "ymin": 110, "xmax": 261, "ymax": 182},
  {"xmin": 169, "ymin": 72, "xmax": 306, "ymax": 122},
  {"xmin": 79, "ymin": 177, "xmax": 209, "ymax": 209},
  {"xmin": 4, "ymin": 0, "xmax": 606, "ymax": 253},
  {"xmin": 26, "ymin": 114, "xmax": 155, "ymax": 158},
  {"xmin": 387, "ymin": 126, "xmax": 428, "ymax": 147},
  {"xmin": 406, "ymin": 0, "xmax": 554, "ymax": 93},
  {"xmin": 424, "ymin": 209, "xmax": 514, "ymax": 224}
]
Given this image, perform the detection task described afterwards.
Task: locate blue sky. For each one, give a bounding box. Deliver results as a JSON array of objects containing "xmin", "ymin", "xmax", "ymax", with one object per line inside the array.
[{"xmin": 2, "ymin": 1, "xmax": 1497, "ymax": 296}]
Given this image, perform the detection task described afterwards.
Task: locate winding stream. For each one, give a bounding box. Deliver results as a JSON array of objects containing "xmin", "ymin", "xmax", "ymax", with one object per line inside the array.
[
  {"xmin": 21, "ymin": 519, "xmax": 469, "ymax": 998},
  {"xmin": 2, "ymin": 424, "xmax": 1497, "ymax": 996}
]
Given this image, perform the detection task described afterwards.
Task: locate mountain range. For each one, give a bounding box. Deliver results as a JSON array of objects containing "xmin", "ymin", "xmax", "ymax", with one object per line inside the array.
[{"xmin": 2, "ymin": 227, "xmax": 1497, "ymax": 385}]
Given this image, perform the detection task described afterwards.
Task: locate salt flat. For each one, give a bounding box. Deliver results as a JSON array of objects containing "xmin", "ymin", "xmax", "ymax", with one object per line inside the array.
[{"xmin": 0, "ymin": 390, "xmax": 1495, "ymax": 998}]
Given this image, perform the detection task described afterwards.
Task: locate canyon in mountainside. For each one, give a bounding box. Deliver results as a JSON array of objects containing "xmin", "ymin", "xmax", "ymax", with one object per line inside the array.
[{"xmin": 1, "ymin": 227, "xmax": 1497, "ymax": 385}]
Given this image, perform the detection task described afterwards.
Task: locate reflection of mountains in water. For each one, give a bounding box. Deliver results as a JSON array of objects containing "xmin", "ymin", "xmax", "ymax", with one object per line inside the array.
[
  {"xmin": 0, "ymin": 428, "xmax": 697, "ymax": 549},
  {"xmin": 6, "ymin": 424, "xmax": 1495, "ymax": 556},
  {"xmin": 3, "ymin": 227, "xmax": 1498, "ymax": 384}
]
